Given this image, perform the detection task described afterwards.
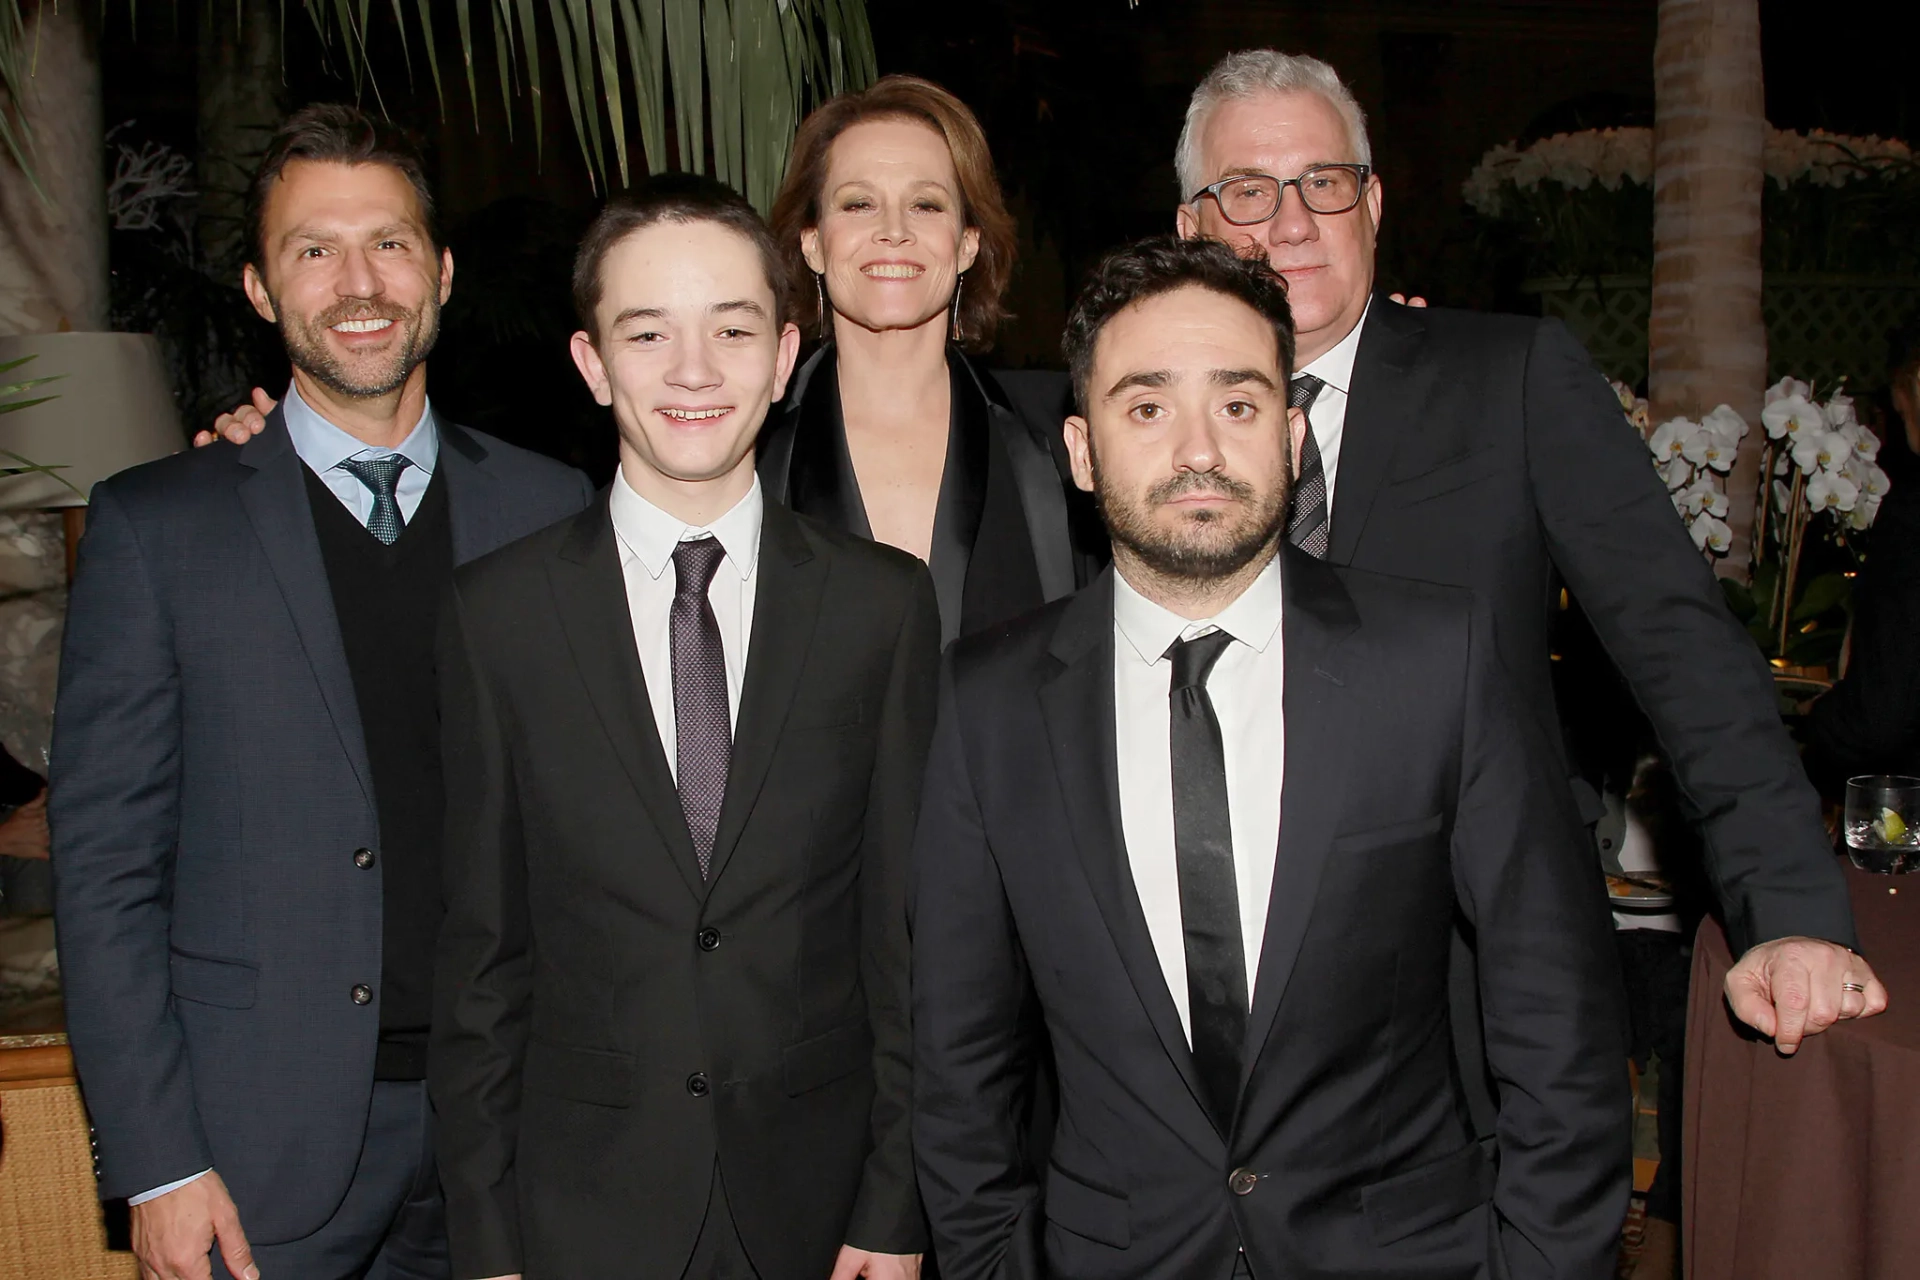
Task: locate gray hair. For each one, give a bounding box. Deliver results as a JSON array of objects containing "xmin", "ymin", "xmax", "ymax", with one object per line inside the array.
[{"xmin": 1175, "ymin": 50, "xmax": 1373, "ymax": 199}]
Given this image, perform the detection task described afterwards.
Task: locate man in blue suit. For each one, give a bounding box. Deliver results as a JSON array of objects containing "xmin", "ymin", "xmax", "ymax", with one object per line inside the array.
[{"xmin": 50, "ymin": 104, "xmax": 591, "ymax": 1280}]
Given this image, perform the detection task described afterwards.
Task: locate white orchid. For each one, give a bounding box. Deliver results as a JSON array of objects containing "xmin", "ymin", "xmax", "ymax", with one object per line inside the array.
[
  {"xmin": 1861, "ymin": 462, "xmax": 1892, "ymax": 499},
  {"xmin": 1827, "ymin": 390, "xmax": 1857, "ymax": 427},
  {"xmin": 1677, "ymin": 478, "xmax": 1730, "ymax": 518},
  {"xmin": 1773, "ymin": 479, "xmax": 1794, "ymax": 512},
  {"xmin": 1689, "ymin": 513, "xmax": 1733, "ymax": 553},
  {"xmin": 1806, "ymin": 467, "xmax": 1860, "ymax": 513},
  {"xmin": 1762, "ymin": 393, "xmax": 1826, "ymax": 441},
  {"xmin": 1658, "ymin": 457, "xmax": 1693, "ymax": 491},
  {"xmin": 1682, "ymin": 424, "xmax": 1740, "ymax": 473},
  {"xmin": 1648, "ymin": 416, "xmax": 1698, "ymax": 462},
  {"xmin": 1791, "ymin": 428, "xmax": 1851, "ymax": 472},
  {"xmin": 1765, "ymin": 376, "xmax": 1813, "ymax": 406},
  {"xmin": 1848, "ymin": 494, "xmax": 1884, "ymax": 531}
]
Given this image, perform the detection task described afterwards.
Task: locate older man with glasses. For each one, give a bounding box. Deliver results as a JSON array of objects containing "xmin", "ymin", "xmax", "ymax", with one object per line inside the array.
[{"xmin": 1173, "ymin": 49, "xmax": 1883, "ymax": 1132}]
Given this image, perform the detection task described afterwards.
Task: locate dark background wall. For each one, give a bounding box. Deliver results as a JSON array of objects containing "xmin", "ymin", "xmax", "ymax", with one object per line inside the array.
[{"xmin": 103, "ymin": 0, "xmax": 1920, "ymax": 461}]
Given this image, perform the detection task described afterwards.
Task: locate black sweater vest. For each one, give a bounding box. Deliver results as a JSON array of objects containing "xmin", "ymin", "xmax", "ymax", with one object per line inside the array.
[{"xmin": 304, "ymin": 462, "xmax": 454, "ymax": 1080}]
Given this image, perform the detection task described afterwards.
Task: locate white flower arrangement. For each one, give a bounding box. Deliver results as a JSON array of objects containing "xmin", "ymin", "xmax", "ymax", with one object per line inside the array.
[
  {"xmin": 1464, "ymin": 126, "xmax": 1913, "ymax": 216},
  {"xmin": 1761, "ymin": 377, "xmax": 1890, "ymax": 533},
  {"xmin": 1627, "ymin": 381, "xmax": 1746, "ymax": 556}
]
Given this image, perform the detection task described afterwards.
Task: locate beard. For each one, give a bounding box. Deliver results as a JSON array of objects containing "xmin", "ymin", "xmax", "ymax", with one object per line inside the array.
[
  {"xmin": 275, "ymin": 291, "xmax": 441, "ymax": 399},
  {"xmin": 1093, "ymin": 446, "xmax": 1291, "ymax": 582}
]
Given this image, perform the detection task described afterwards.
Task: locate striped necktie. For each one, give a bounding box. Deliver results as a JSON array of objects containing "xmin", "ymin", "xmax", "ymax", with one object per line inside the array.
[{"xmin": 1285, "ymin": 374, "xmax": 1329, "ymax": 559}]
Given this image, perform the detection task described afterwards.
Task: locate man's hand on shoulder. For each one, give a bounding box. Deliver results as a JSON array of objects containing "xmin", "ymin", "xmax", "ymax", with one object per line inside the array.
[
  {"xmin": 1726, "ymin": 936, "xmax": 1889, "ymax": 1054},
  {"xmin": 131, "ymin": 1170, "xmax": 256, "ymax": 1280},
  {"xmin": 828, "ymin": 1245, "xmax": 921, "ymax": 1280},
  {"xmin": 192, "ymin": 387, "xmax": 277, "ymax": 448}
]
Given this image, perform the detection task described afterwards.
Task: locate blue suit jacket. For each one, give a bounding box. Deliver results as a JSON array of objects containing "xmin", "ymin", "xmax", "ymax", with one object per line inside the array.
[{"xmin": 49, "ymin": 410, "xmax": 592, "ymax": 1240}]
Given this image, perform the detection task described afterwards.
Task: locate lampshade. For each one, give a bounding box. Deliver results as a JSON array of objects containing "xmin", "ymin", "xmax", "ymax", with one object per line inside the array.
[{"xmin": 0, "ymin": 332, "xmax": 185, "ymax": 510}]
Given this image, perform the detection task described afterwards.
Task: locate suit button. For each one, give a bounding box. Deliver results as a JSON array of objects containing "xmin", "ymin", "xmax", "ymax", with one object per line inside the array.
[
  {"xmin": 686, "ymin": 1072, "xmax": 710, "ymax": 1097},
  {"xmin": 353, "ymin": 848, "xmax": 376, "ymax": 869},
  {"xmin": 696, "ymin": 928, "xmax": 721, "ymax": 952},
  {"xmin": 1228, "ymin": 1168, "xmax": 1258, "ymax": 1196},
  {"xmin": 351, "ymin": 984, "xmax": 373, "ymax": 1005}
]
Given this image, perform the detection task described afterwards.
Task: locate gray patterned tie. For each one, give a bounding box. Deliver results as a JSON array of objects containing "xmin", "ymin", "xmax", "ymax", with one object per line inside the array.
[
  {"xmin": 337, "ymin": 456, "xmax": 413, "ymax": 545},
  {"xmin": 1285, "ymin": 374, "xmax": 1329, "ymax": 559},
  {"xmin": 671, "ymin": 536, "xmax": 732, "ymax": 878}
]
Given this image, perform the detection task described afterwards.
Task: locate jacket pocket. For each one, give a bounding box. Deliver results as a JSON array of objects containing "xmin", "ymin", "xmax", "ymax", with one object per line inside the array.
[
  {"xmin": 782, "ymin": 1020, "xmax": 870, "ymax": 1096},
  {"xmin": 168, "ymin": 951, "xmax": 258, "ymax": 1009},
  {"xmin": 1387, "ymin": 445, "xmax": 1504, "ymax": 506},
  {"xmin": 523, "ymin": 1041, "xmax": 635, "ymax": 1108},
  {"xmin": 1333, "ymin": 812, "xmax": 1445, "ymax": 854},
  {"xmin": 1361, "ymin": 1139, "xmax": 1495, "ymax": 1246},
  {"xmin": 1045, "ymin": 1161, "xmax": 1131, "ymax": 1248}
]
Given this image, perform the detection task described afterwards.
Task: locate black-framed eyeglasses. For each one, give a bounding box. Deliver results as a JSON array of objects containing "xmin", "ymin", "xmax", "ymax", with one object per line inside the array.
[{"xmin": 1188, "ymin": 164, "xmax": 1373, "ymax": 224}]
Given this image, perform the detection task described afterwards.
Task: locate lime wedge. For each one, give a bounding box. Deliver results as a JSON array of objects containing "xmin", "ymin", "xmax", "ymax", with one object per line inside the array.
[{"xmin": 1876, "ymin": 808, "xmax": 1909, "ymax": 844}]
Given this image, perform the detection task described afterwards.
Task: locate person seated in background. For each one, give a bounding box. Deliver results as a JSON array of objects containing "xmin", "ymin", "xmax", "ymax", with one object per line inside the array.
[
  {"xmin": 1802, "ymin": 324, "xmax": 1920, "ymax": 795},
  {"xmin": 761, "ymin": 74, "xmax": 1104, "ymax": 641},
  {"xmin": 430, "ymin": 175, "xmax": 935, "ymax": 1280}
]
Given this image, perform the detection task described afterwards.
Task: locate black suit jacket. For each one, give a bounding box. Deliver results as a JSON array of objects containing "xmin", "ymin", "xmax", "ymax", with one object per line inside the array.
[
  {"xmin": 912, "ymin": 556, "xmax": 1629, "ymax": 1280},
  {"xmin": 49, "ymin": 412, "xmax": 590, "ymax": 1237},
  {"xmin": 759, "ymin": 346, "xmax": 1104, "ymax": 643},
  {"xmin": 1331, "ymin": 296, "xmax": 1851, "ymax": 956},
  {"xmin": 430, "ymin": 495, "xmax": 940, "ymax": 1279}
]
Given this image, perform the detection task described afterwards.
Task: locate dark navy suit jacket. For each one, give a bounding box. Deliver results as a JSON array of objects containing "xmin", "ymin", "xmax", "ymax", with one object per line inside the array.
[{"xmin": 49, "ymin": 410, "xmax": 591, "ymax": 1241}]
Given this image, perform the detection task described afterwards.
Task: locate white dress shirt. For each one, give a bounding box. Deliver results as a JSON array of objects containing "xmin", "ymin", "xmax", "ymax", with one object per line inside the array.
[
  {"xmin": 1112, "ymin": 556, "xmax": 1286, "ymax": 1042},
  {"xmin": 1297, "ymin": 300, "xmax": 1370, "ymax": 513},
  {"xmin": 129, "ymin": 387, "xmax": 448, "ymax": 1208},
  {"xmin": 282, "ymin": 382, "xmax": 439, "ymax": 526},
  {"xmin": 609, "ymin": 468, "xmax": 761, "ymax": 776}
]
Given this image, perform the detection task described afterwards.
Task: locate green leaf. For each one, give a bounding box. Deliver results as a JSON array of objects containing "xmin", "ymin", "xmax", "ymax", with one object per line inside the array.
[
  {"xmin": 1791, "ymin": 571, "xmax": 1852, "ymax": 623},
  {"xmin": 665, "ymin": 0, "xmax": 705, "ymax": 174}
]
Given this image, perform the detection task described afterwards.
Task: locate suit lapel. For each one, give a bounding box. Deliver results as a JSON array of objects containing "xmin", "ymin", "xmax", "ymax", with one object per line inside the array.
[
  {"xmin": 1242, "ymin": 550, "xmax": 1361, "ymax": 1079},
  {"xmin": 548, "ymin": 497, "xmax": 708, "ymax": 898},
  {"xmin": 1326, "ymin": 296, "xmax": 1436, "ymax": 565},
  {"xmin": 436, "ymin": 421, "xmax": 512, "ymax": 566},
  {"xmin": 237, "ymin": 412, "xmax": 374, "ymax": 809},
  {"xmin": 1037, "ymin": 573, "xmax": 1212, "ymax": 1122},
  {"xmin": 705, "ymin": 502, "xmax": 824, "ymax": 886},
  {"xmin": 968, "ymin": 356, "xmax": 1077, "ymax": 604}
]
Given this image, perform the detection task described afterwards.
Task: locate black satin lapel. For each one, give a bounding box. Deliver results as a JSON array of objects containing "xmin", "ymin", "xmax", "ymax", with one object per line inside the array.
[
  {"xmin": 783, "ymin": 352, "xmax": 872, "ymax": 539},
  {"xmin": 1038, "ymin": 577, "xmax": 1213, "ymax": 1125},
  {"xmin": 549, "ymin": 502, "xmax": 707, "ymax": 899},
  {"xmin": 236, "ymin": 414, "xmax": 374, "ymax": 809},
  {"xmin": 927, "ymin": 352, "xmax": 990, "ymax": 644},
  {"xmin": 1326, "ymin": 298, "xmax": 1435, "ymax": 565},
  {"xmin": 1242, "ymin": 550, "xmax": 1360, "ymax": 1077},
  {"xmin": 978, "ymin": 367, "xmax": 1077, "ymax": 603},
  {"xmin": 705, "ymin": 504, "xmax": 822, "ymax": 886}
]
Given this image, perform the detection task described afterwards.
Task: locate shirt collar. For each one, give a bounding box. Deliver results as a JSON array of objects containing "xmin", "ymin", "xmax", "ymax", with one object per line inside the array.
[
  {"xmin": 1298, "ymin": 297, "xmax": 1371, "ymax": 397},
  {"xmin": 1113, "ymin": 553, "xmax": 1285, "ymax": 667},
  {"xmin": 609, "ymin": 467, "xmax": 764, "ymax": 584},
  {"xmin": 282, "ymin": 381, "xmax": 440, "ymax": 476}
]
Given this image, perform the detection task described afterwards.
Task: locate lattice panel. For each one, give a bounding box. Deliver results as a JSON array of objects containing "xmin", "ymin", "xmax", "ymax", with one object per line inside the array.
[
  {"xmin": 1527, "ymin": 275, "xmax": 1920, "ymax": 395},
  {"xmin": 0, "ymin": 1082, "xmax": 139, "ymax": 1279},
  {"xmin": 1527, "ymin": 276, "xmax": 1652, "ymax": 388}
]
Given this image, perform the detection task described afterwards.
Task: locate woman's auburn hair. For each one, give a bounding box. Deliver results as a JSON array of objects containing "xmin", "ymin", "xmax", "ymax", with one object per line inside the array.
[{"xmin": 769, "ymin": 75, "xmax": 1017, "ymax": 352}]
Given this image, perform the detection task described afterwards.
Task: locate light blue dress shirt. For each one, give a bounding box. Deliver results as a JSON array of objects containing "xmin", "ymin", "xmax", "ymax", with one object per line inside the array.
[{"xmin": 282, "ymin": 382, "xmax": 440, "ymax": 526}]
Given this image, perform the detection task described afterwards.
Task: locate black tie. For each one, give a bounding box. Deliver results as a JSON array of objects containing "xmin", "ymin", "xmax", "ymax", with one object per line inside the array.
[
  {"xmin": 1167, "ymin": 629, "xmax": 1247, "ymax": 1133},
  {"xmin": 671, "ymin": 537, "xmax": 731, "ymax": 879},
  {"xmin": 1286, "ymin": 373, "xmax": 1329, "ymax": 559}
]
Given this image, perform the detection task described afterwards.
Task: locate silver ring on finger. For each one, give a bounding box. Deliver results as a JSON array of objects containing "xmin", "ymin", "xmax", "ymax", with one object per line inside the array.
[{"xmin": 1842, "ymin": 981, "xmax": 1867, "ymax": 993}]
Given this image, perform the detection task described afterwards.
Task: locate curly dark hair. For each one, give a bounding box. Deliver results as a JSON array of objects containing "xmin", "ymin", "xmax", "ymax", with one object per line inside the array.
[{"xmin": 1063, "ymin": 235, "xmax": 1296, "ymax": 415}]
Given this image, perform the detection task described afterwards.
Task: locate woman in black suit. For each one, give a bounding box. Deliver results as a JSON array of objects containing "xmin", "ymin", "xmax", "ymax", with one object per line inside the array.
[{"xmin": 764, "ymin": 76, "xmax": 1101, "ymax": 643}]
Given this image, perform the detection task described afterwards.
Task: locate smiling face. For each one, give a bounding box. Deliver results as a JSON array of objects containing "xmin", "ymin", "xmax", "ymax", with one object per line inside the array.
[
  {"xmin": 1065, "ymin": 284, "xmax": 1303, "ymax": 586},
  {"xmin": 800, "ymin": 117, "xmax": 980, "ymax": 338},
  {"xmin": 569, "ymin": 219, "xmax": 800, "ymax": 516},
  {"xmin": 242, "ymin": 158, "xmax": 450, "ymax": 400},
  {"xmin": 1175, "ymin": 89, "xmax": 1381, "ymax": 367}
]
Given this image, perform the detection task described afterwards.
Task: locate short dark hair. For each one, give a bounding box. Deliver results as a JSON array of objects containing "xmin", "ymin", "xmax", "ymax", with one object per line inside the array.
[
  {"xmin": 1063, "ymin": 235, "xmax": 1296, "ymax": 415},
  {"xmin": 572, "ymin": 173, "xmax": 790, "ymax": 341},
  {"xmin": 244, "ymin": 103, "xmax": 438, "ymax": 273}
]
